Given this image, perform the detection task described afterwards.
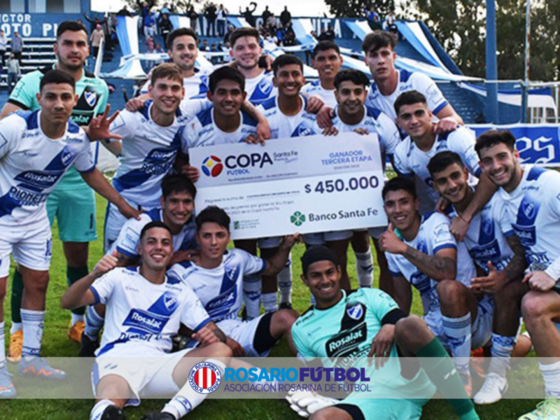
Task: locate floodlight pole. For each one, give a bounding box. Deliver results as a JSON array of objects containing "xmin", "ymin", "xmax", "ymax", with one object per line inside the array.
[
  {"xmin": 521, "ymin": 0, "xmax": 530, "ymax": 122},
  {"xmin": 486, "ymin": 0, "xmax": 499, "ymax": 123}
]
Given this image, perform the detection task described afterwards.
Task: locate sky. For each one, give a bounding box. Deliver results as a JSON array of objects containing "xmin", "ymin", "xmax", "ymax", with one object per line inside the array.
[{"xmin": 91, "ymin": 0, "xmax": 332, "ymax": 16}]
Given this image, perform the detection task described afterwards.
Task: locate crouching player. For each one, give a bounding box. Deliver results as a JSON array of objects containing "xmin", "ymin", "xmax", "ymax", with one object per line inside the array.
[
  {"xmin": 169, "ymin": 206, "xmax": 299, "ymax": 357},
  {"xmin": 290, "ymin": 246, "xmax": 479, "ymax": 420},
  {"xmin": 62, "ymin": 222, "xmax": 231, "ymax": 420}
]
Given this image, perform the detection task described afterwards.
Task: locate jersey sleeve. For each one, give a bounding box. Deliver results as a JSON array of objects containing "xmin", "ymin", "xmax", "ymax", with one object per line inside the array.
[
  {"xmin": 112, "ymin": 215, "xmax": 148, "ymax": 258},
  {"xmin": 363, "ymin": 289, "xmax": 400, "ymax": 321},
  {"xmin": 8, "ymin": 73, "xmax": 39, "ymax": 110},
  {"xmin": 236, "ymin": 249, "xmax": 266, "ymax": 275},
  {"xmin": 140, "ymin": 80, "xmax": 150, "ymax": 95},
  {"xmin": 450, "ymin": 128, "xmax": 481, "ymax": 177},
  {"xmin": 90, "ymin": 270, "xmax": 119, "ymax": 305},
  {"xmin": 393, "ymin": 142, "xmax": 413, "ymax": 177},
  {"xmin": 413, "ymin": 73, "xmax": 448, "ymax": 115},
  {"xmin": 375, "ymin": 111, "xmax": 400, "ymax": 156},
  {"xmin": 107, "ymin": 110, "xmax": 134, "ymax": 143},
  {"xmin": 178, "ymin": 98, "xmax": 212, "ymax": 121},
  {"xmin": 0, "ymin": 116, "xmax": 21, "ymax": 160},
  {"xmin": 386, "ymin": 252, "xmax": 404, "ymax": 278},
  {"xmin": 431, "ymin": 214, "xmax": 457, "ymax": 253},
  {"xmin": 180, "ymin": 286, "xmax": 212, "ymax": 332},
  {"xmin": 72, "ymin": 132, "xmax": 96, "ymax": 173}
]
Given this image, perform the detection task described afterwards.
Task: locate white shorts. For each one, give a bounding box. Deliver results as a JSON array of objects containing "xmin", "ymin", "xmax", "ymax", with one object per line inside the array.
[
  {"xmin": 427, "ymin": 295, "xmax": 494, "ymax": 350},
  {"xmin": 368, "ymin": 226, "xmax": 388, "ymax": 239},
  {"xmin": 257, "ymin": 236, "xmax": 283, "ymax": 249},
  {"xmin": 0, "ymin": 219, "xmax": 52, "ymax": 277},
  {"xmin": 302, "ymin": 230, "xmax": 353, "ymax": 246},
  {"xmin": 92, "ymin": 345, "xmax": 194, "ymax": 406},
  {"xmin": 217, "ymin": 313, "xmax": 270, "ymax": 357}
]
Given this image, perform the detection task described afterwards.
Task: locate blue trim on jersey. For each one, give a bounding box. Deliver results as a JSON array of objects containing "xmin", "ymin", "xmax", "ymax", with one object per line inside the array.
[
  {"xmin": 77, "ymin": 164, "xmax": 96, "ymax": 174},
  {"xmin": 432, "ymin": 101, "xmax": 449, "ymax": 115},
  {"xmin": 504, "ymin": 230, "xmax": 515, "ymax": 236},
  {"xmin": 241, "ymin": 110, "xmax": 258, "ymax": 127},
  {"xmin": 113, "ymin": 169, "xmax": 153, "ymax": 193},
  {"xmin": 198, "ymin": 107, "xmax": 213, "ymax": 127},
  {"xmin": 90, "ymin": 286, "xmax": 101, "ymax": 305},
  {"xmin": 18, "ymin": 110, "xmax": 39, "ymax": 130},
  {"xmin": 433, "ymin": 243, "xmax": 457, "ymax": 253},
  {"xmin": 260, "ymin": 96, "xmax": 277, "ymax": 111},
  {"xmin": 400, "ymin": 69, "xmax": 413, "ymax": 83},
  {"xmin": 116, "ymin": 246, "xmax": 136, "ymax": 258},
  {"xmin": 311, "ymin": 80, "xmax": 320, "ymax": 87},
  {"xmin": 365, "ymin": 105, "xmax": 382, "ymax": 119},
  {"xmin": 473, "ymin": 167, "xmax": 482, "ymax": 177},
  {"xmin": 146, "ymin": 207, "xmax": 162, "ymax": 221},
  {"xmin": 139, "ymin": 101, "xmax": 152, "ymax": 120},
  {"xmin": 527, "ymin": 166, "xmax": 546, "ymax": 181},
  {"xmin": 67, "ymin": 119, "xmax": 80, "ymax": 134},
  {"xmin": 193, "ymin": 317, "xmax": 212, "ymax": 332}
]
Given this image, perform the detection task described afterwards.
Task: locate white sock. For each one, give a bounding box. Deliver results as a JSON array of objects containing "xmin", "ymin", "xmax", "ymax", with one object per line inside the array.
[
  {"xmin": 21, "ymin": 309, "xmax": 44, "ymax": 358},
  {"xmin": 262, "ymin": 292, "xmax": 277, "ymax": 313},
  {"xmin": 90, "ymin": 400, "xmax": 117, "ymax": 420},
  {"xmin": 488, "ymin": 333, "xmax": 515, "ymax": 378},
  {"xmin": 278, "ymin": 256, "xmax": 292, "ymax": 304},
  {"xmin": 71, "ymin": 313, "xmax": 85, "ymax": 326},
  {"xmin": 85, "ymin": 306, "xmax": 105, "ymax": 340},
  {"xmin": 243, "ymin": 275, "xmax": 262, "ymax": 320},
  {"xmin": 0, "ymin": 321, "xmax": 6, "ymax": 369},
  {"xmin": 539, "ymin": 360, "xmax": 560, "ymax": 399},
  {"xmin": 442, "ymin": 313, "xmax": 472, "ymax": 380},
  {"xmin": 355, "ymin": 250, "xmax": 373, "ymax": 288},
  {"xmin": 10, "ymin": 322, "xmax": 22, "ymax": 334},
  {"xmin": 163, "ymin": 359, "xmax": 226, "ymax": 418}
]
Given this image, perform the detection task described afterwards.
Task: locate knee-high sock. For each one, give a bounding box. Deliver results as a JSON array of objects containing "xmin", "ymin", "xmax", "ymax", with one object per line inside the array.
[
  {"xmin": 0, "ymin": 321, "xmax": 6, "ymax": 369},
  {"xmin": 416, "ymin": 338, "xmax": 479, "ymax": 420},
  {"xmin": 442, "ymin": 313, "xmax": 472, "ymax": 381},
  {"xmin": 85, "ymin": 305, "xmax": 105, "ymax": 340},
  {"xmin": 90, "ymin": 400, "xmax": 117, "ymax": 420},
  {"xmin": 540, "ymin": 360, "xmax": 560, "ymax": 399},
  {"xmin": 262, "ymin": 293, "xmax": 277, "ymax": 313},
  {"xmin": 355, "ymin": 250, "xmax": 373, "ymax": 288},
  {"xmin": 278, "ymin": 255, "xmax": 292, "ymax": 304},
  {"xmin": 243, "ymin": 274, "xmax": 262, "ymax": 320},
  {"xmin": 21, "ymin": 309, "xmax": 44, "ymax": 358},
  {"xmin": 162, "ymin": 359, "xmax": 226, "ymax": 418},
  {"xmin": 10, "ymin": 270, "xmax": 23, "ymax": 328},
  {"xmin": 488, "ymin": 333, "xmax": 515, "ymax": 378},
  {"xmin": 67, "ymin": 266, "xmax": 89, "ymax": 323}
]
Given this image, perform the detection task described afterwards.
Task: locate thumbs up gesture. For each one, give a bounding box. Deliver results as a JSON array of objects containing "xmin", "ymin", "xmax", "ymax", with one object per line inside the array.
[
  {"xmin": 470, "ymin": 261, "xmax": 507, "ymax": 294},
  {"xmin": 93, "ymin": 250, "xmax": 120, "ymax": 277},
  {"xmin": 378, "ymin": 223, "xmax": 407, "ymax": 255}
]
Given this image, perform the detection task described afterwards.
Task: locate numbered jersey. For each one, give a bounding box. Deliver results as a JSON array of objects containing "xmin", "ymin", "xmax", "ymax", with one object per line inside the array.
[
  {"xmin": 257, "ymin": 95, "xmax": 322, "ymax": 139},
  {"xmin": 301, "ymin": 80, "xmax": 337, "ymax": 108},
  {"xmin": 140, "ymin": 68, "xmax": 210, "ymax": 99},
  {"xmin": 386, "ymin": 212, "xmax": 476, "ymax": 328},
  {"xmin": 365, "ymin": 69, "xmax": 448, "ymax": 121},
  {"xmin": 393, "ymin": 126, "xmax": 480, "ymax": 210},
  {"xmin": 245, "ymin": 71, "xmax": 277, "ymax": 105},
  {"xmin": 496, "ymin": 165, "xmax": 560, "ymax": 272},
  {"xmin": 449, "ymin": 193, "xmax": 513, "ymax": 273},
  {"xmin": 181, "ymin": 107, "xmax": 258, "ymax": 150},
  {"xmin": 168, "ymin": 249, "xmax": 265, "ymax": 322},
  {"xmin": 331, "ymin": 105, "xmax": 400, "ymax": 158},
  {"xmin": 107, "ymin": 207, "xmax": 197, "ymax": 259},
  {"xmin": 291, "ymin": 289, "xmax": 435, "ymax": 398},
  {"xmin": 91, "ymin": 267, "xmax": 211, "ymax": 356},
  {"xmin": 0, "ymin": 110, "xmax": 94, "ymax": 225}
]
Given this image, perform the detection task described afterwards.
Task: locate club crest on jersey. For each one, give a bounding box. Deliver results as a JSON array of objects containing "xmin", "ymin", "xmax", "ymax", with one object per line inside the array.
[
  {"xmin": 84, "ymin": 91, "xmax": 98, "ymax": 107},
  {"xmin": 482, "ymin": 218, "xmax": 494, "ymax": 236},
  {"xmin": 163, "ymin": 293, "xmax": 178, "ymax": 311},
  {"xmin": 258, "ymin": 78, "xmax": 273, "ymax": 95},
  {"xmin": 346, "ymin": 303, "xmax": 364, "ymax": 320},
  {"xmin": 225, "ymin": 266, "xmax": 238, "ymax": 282},
  {"xmin": 189, "ymin": 361, "xmax": 222, "ymax": 394},
  {"xmin": 61, "ymin": 146, "xmax": 76, "ymax": 166},
  {"xmin": 522, "ymin": 201, "xmax": 536, "ymax": 219}
]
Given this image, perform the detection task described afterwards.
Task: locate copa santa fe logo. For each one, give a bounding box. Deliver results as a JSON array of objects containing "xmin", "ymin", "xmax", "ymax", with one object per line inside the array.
[
  {"xmin": 189, "ymin": 361, "xmax": 222, "ymax": 394},
  {"xmin": 202, "ymin": 155, "xmax": 224, "ymax": 177}
]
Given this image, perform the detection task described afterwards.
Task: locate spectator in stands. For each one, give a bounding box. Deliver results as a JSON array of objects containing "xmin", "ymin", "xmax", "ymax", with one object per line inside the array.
[
  {"xmin": 284, "ymin": 22, "xmax": 296, "ymax": 46},
  {"xmin": 11, "ymin": 31, "xmax": 23, "ymax": 66},
  {"xmin": 6, "ymin": 53, "xmax": 20, "ymax": 94},
  {"xmin": 144, "ymin": 36, "xmax": 156, "ymax": 71},
  {"xmin": 0, "ymin": 30, "xmax": 7, "ymax": 67},
  {"xmin": 324, "ymin": 25, "xmax": 335, "ymax": 41},
  {"xmin": 365, "ymin": 6, "xmax": 382, "ymax": 30},
  {"xmin": 217, "ymin": 4, "xmax": 227, "ymax": 37},
  {"xmin": 159, "ymin": 13, "xmax": 173, "ymax": 47},
  {"xmin": 90, "ymin": 24, "xmax": 105, "ymax": 60},
  {"xmin": 223, "ymin": 24, "xmax": 234, "ymax": 44},
  {"xmin": 240, "ymin": 3, "xmax": 257, "ymax": 27},
  {"xmin": 262, "ymin": 6, "xmax": 272, "ymax": 28},
  {"xmin": 116, "ymin": 5, "xmax": 131, "ymax": 16},
  {"xmin": 385, "ymin": 10, "xmax": 398, "ymax": 33},
  {"xmin": 280, "ymin": 6, "xmax": 292, "ymax": 29},
  {"xmin": 144, "ymin": 12, "xmax": 157, "ymax": 38},
  {"xmin": 82, "ymin": 12, "xmax": 103, "ymax": 34},
  {"xmin": 188, "ymin": 5, "xmax": 198, "ymax": 32},
  {"xmin": 205, "ymin": 3, "xmax": 217, "ymax": 37},
  {"xmin": 266, "ymin": 14, "xmax": 277, "ymax": 32},
  {"xmin": 160, "ymin": 2, "xmax": 170, "ymax": 15},
  {"xmin": 200, "ymin": 39, "xmax": 210, "ymax": 52}
]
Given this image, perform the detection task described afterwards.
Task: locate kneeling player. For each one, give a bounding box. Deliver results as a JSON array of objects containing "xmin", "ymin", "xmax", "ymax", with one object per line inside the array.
[
  {"xmin": 290, "ymin": 246, "xmax": 478, "ymax": 420},
  {"xmin": 169, "ymin": 206, "xmax": 299, "ymax": 357},
  {"xmin": 62, "ymin": 222, "xmax": 231, "ymax": 420},
  {"xmin": 378, "ymin": 177, "xmax": 493, "ymax": 394}
]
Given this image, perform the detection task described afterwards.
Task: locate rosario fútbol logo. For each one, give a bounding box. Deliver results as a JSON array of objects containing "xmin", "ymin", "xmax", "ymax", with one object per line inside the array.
[{"xmin": 290, "ymin": 211, "xmax": 306, "ymax": 226}]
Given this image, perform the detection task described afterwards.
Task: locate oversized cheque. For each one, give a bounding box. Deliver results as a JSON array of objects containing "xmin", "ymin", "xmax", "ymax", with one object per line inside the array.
[{"xmin": 189, "ymin": 132, "xmax": 388, "ymax": 240}]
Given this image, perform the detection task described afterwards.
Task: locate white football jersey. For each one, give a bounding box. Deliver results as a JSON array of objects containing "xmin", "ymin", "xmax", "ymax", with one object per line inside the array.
[
  {"xmin": 245, "ymin": 71, "xmax": 277, "ymax": 105},
  {"xmin": 393, "ymin": 126, "xmax": 480, "ymax": 210},
  {"xmin": 140, "ymin": 68, "xmax": 210, "ymax": 99},
  {"xmin": 449, "ymin": 193, "xmax": 513, "ymax": 273},
  {"xmin": 91, "ymin": 266, "xmax": 211, "ymax": 356},
  {"xmin": 496, "ymin": 165, "xmax": 560, "ymax": 272},
  {"xmin": 331, "ymin": 105, "xmax": 400, "ymax": 158},
  {"xmin": 107, "ymin": 207, "xmax": 197, "ymax": 259},
  {"xmin": 181, "ymin": 107, "xmax": 259, "ymax": 151},
  {"xmin": 366, "ymin": 69, "xmax": 448, "ymax": 121},
  {"xmin": 386, "ymin": 212, "xmax": 476, "ymax": 328},
  {"xmin": 0, "ymin": 110, "xmax": 94, "ymax": 225},
  {"xmin": 168, "ymin": 249, "xmax": 266, "ymax": 322},
  {"xmin": 301, "ymin": 80, "xmax": 337, "ymax": 108},
  {"xmin": 257, "ymin": 95, "xmax": 322, "ymax": 139},
  {"xmin": 108, "ymin": 100, "xmax": 205, "ymax": 209}
]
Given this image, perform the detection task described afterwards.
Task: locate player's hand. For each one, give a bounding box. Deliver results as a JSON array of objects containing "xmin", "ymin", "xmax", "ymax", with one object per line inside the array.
[
  {"xmin": 286, "ymin": 390, "xmax": 337, "ymax": 417},
  {"xmin": 245, "ymin": 134, "xmax": 265, "ymax": 146},
  {"xmin": 353, "ymin": 128, "xmax": 370, "ymax": 136},
  {"xmin": 261, "ymin": 54, "xmax": 274, "ymax": 72},
  {"xmin": 256, "ymin": 118, "xmax": 271, "ymax": 144},
  {"xmin": 169, "ymin": 250, "xmax": 200, "ymax": 266},
  {"xmin": 181, "ymin": 165, "xmax": 200, "ymax": 182},
  {"xmin": 93, "ymin": 251, "xmax": 119, "ymax": 277},
  {"xmin": 436, "ymin": 196, "xmax": 450, "ymax": 214},
  {"xmin": 118, "ymin": 202, "xmax": 142, "ymax": 220},
  {"xmin": 368, "ymin": 324, "xmax": 395, "ymax": 369},
  {"xmin": 281, "ymin": 234, "xmax": 302, "ymax": 250},
  {"xmin": 470, "ymin": 261, "xmax": 508, "ymax": 293},
  {"xmin": 433, "ymin": 118, "xmax": 458, "ymax": 135},
  {"xmin": 192, "ymin": 325, "xmax": 220, "ymax": 346},
  {"xmin": 86, "ymin": 105, "xmax": 122, "ymax": 141},
  {"xmin": 378, "ymin": 224, "xmax": 406, "ymax": 255},
  {"xmin": 305, "ymin": 95, "xmax": 324, "ymax": 114},
  {"xmin": 523, "ymin": 271, "xmax": 557, "ymax": 293},
  {"xmin": 226, "ymin": 337, "xmax": 245, "ymax": 357},
  {"xmin": 322, "ymin": 126, "xmax": 338, "ymax": 136},
  {"xmin": 450, "ymin": 215, "xmax": 470, "ymax": 242},
  {"xmin": 125, "ymin": 97, "xmax": 146, "ymax": 112},
  {"xmin": 317, "ymin": 106, "xmax": 334, "ymax": 129}
]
